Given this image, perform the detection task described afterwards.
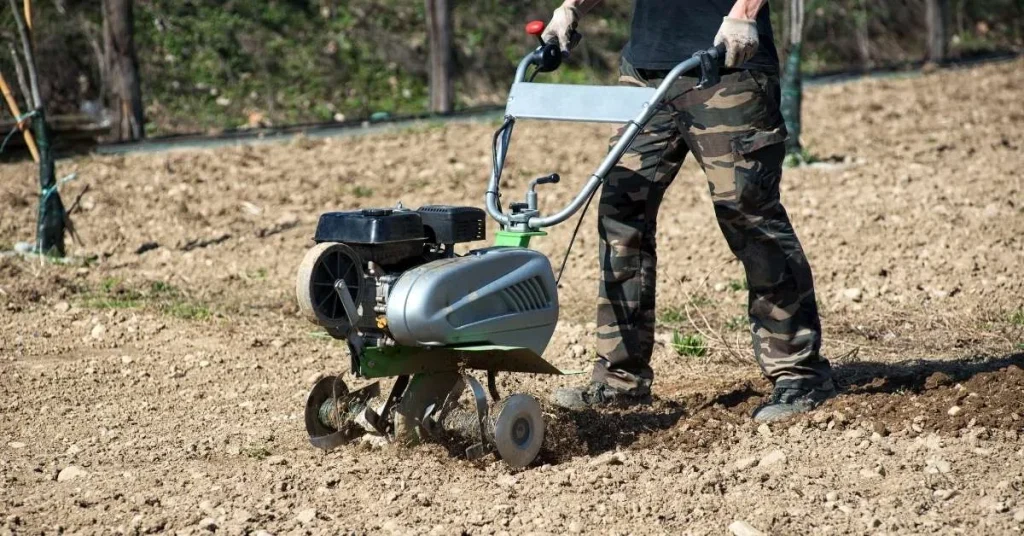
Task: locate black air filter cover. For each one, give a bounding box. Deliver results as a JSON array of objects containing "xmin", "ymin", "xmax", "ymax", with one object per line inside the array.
[
  {"xmin": 417, "ymin": 205, "xmax": 486, "ymax": 244},
  {"xmin": 314, "ymin": 208, "xmax": 425, "ymax": 244}
]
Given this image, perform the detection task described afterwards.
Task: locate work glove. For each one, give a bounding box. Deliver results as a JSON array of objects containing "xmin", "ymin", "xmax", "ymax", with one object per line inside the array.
[
  {"xmin": 541, "ymin": 4, "xmax": 581, "ymax": 54},
  {"xmin": 714, "ymin": 16, "xmax": 759, "ymax": 68}
]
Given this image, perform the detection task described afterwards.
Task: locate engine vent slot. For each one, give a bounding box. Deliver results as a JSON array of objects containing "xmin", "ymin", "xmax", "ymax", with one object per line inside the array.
[{"xmin": 500, "ymin": 277, "xmax": 552, "ymax": 313}]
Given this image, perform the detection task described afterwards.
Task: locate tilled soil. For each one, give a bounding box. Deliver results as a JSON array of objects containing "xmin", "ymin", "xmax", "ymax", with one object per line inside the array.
[{"xmin": 1, "ymin": 58, "xmax": 1023, "ymax": 535}]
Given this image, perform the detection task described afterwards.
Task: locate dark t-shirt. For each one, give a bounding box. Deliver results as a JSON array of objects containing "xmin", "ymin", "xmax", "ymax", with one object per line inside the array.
[{"xmin": 622, "ymin": 0, "xmax": 780, "ymax": 72}]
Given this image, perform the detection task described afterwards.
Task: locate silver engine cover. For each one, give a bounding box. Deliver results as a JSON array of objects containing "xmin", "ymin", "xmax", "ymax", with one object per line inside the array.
[{"xmin": 385, "ymin": 248, "xmax": 558, "ymax": 356}]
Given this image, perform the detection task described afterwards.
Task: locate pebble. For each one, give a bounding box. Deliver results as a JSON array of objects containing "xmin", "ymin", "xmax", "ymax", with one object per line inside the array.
[
  {"xmin": 859, "ymin": 467, "xmax": 883, "ymax": 479},
  {"xmin": 8, "ymin": 442, "xmax": 26, "ymax": 449},
  {"xmin": 844, "ymin": 429, "xmax": 866, "ymax": 439},
  {"xmin": 589, "ymin": 451, "xmax": 626, "ymax": 466},
  {"xmin": 233, "ymin": 510, "xmax": 254, "ymax": 523},
  {"xmin": 54, "ymin": 301, "xmax": 70, "ymax": 313},
  {"xmin": 735, "ymin": 457, "xmax": 758, "ymax": 471},
  {"xmin": 1014, "ymin": 509, "xmax": 1024, "ymax": 522},
  {"xmin": 199, "ymin": 360, "xmax": 211, "ymax": 368},
  {"xmin": 826, "ymin": 491, "xmax": 839, "ymax": 502},
  {"xmin": 90, "ymin": 324, "xmax": 106, "ymax": 339},
  {"xmin": 758, "ymin": 449, "xmax": 786, "ymax": 467},
  {"xmin": 266, "ymin": 455, "xmax": 287, "ymax": 466},
  {"xmin": 198, "ymin": 518, "xmax": 217, "ymax": 530},
  {"xmin": 57, "ymin": 465, "xmax": 88, "ymax": 482},
  {"xmin": 270, "ymin": 339, "xmax": 287, "ymax": 349},
  {"xmin": 948, "ymin": 406, "xmax": 962, "ymax": 416},
  {"xmin": 757, "ymin": 424, "xmax": 772, "ymax": 437},
  {"xmin": 295, "ymin": 508, "xmax": 316, "ymax": 524},
  {"xmin": 713, "ymin": 283, "xmax": 727, "ymax": 292},
  {"xmin": 568, "ymin": 521, "xmax": 583, "ymax": 533},
  {"xmin": 382, "ymin": 520, "xmax": 399, "ymax": 532},
  {"xmin": 933, "ymin": 489, "xmax": 958, "ymax": 501},
  {"xmin": 570, "ymin": 344, "xmax": 586, "ymax": 358},
  {"xmin": 992, "ymin": 501, "xmax": 1010, "ymax": 514},
  {"xmin": 728, "ymin": 520, "xmax": 765, "ymax": 536},
  {"xmin": 842, "ymin": 288, "xmax": 863, "ymax": 302},
  {"xmin": 121, "ymin": 356, "xmax": 134, "ymax": 365}
]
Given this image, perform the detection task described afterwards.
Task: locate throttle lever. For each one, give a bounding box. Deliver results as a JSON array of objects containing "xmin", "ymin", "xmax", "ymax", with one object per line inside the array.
[{"xmin": 526, "ymin": 174, "xmax": 560, "ymax": 211}]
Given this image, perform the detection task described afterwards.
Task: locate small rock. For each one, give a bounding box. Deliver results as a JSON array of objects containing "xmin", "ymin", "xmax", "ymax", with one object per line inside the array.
[
  {"xmin": 934, "ymin": 489, "xmax": 958, "ymax": 501},
  {"xmin": 382, "ymin": 520, "xmax": 399, "ymax": 532},
  {"xmin": 295, "ymin": 508, "xmax": 316, "ymax": 524},
  {"xmin": 871, "ymin": 421, "xmax": 888, "ymax": 436},
  {"xmin": 568, "ymin": 521, "xmax": 583, "ymax": 533},
  {"xmin": 233, "ymin": 510, "xmax": 254, "ymax": 523},
  {"xmin": 832, "ymin": 412, "xmax": 848, "ymax": 425},
  {"xmin": 860, "ymin": 467, "xmax": 883, "ymax": 479},
  {"xmin": 757, "ymin": 424, "xmax": 772, "ymax": 437},
  {"xmin": 1013, "ymin": 509, "xmax": 1024, "ymax": 522},
  {"xmin": 198, "ymin": 517, "xmax": 217, "ymax": 531},
  {"xmin": 90, "ymin": 324, "xmax": 106, "ymax": 339},
  {"xmin": 844, "ymin": 429, "xmax": 866, "ymax": 439},
  {"xmin": 270, "ymin": 339, "xmax": 287, "ymax": 349},
  {"xmin": 948, "ymin": 406, "xmax": 962, "ymax": 416},
  {"xmin": 992, "ymin": 501, "xmax": 1010, "ymax": 514},
  {"xmin": 589, "ymin": 451, "xmax": 626, "ymax": 466},
  {"xmin": 255, "ymin": 531, "xmax": 273, "ymax": 536},
  {"xmin": 199, "ymin": 360, "xmax": 210, "ymax": 368},
  {"xmin": 570, "ymin": 344, "xmax": 586, "ymax": 358},
  {"xmin": 826, "ymin": 491, "xmax": 839, "ymax": 502},
  {"xmin": 713, "ymin": 283, "xmax": 727, "ymax": 292},
  {"xmin": 266, "ymin": 455, "xmax": 287, "ymax": 466},
  {"xmin": 758, "ymin": 449, "xmax": 786, "ymax": 467},
  {"xmin": 842, "ymin": 288, "xmax": 863, "ymax": 302},
  {"xmin": 57, "ymin": 466, "xmax": 88, "ymax": 482},
  {"xmin": 306, "ymin": 371, "xmax": 323, "ymax": 385},
  {"xmin": 735, "ymin": 457, "xmax": 758, "ymax": 471},
  {"xmin": 121, "ymin": 356, "xmax": 134, "ymax": 365},
  {"xmin": 8, "ymin": 442, "xmax": 26, "ymax": 449},
  {"xmin": 728, "ymin": 520, "xmax": 765, "ymax": 536},
  {"xmin": 54, "ymin": 301, "xmax": 71, "ymax": 313}
]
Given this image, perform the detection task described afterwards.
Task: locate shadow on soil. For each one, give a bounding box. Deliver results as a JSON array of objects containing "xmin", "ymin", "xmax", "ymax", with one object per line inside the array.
[
  {"xmin": 832, "ymin": 351, "xmax": 1024, "ymax": 394},
  {"xmin": 532, "ymin": 350, "xmax": 1024, "ymax": 465}
]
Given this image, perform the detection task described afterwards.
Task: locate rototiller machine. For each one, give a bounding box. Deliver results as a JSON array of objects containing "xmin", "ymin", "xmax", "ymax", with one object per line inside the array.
[{"xmin": 296, "ymin": 22, "xmax": 727, "ymax": 468}]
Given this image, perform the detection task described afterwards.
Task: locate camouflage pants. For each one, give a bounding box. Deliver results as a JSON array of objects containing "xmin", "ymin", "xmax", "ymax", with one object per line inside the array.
[{"xmin": 592, "ymin": 57, "xmax": 833, "ymax": 393}]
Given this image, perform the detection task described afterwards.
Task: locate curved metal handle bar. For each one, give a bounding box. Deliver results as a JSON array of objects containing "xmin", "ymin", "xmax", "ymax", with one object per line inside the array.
[{"xmin": 485, "ymin": 46, "xmax": 723, "ymax": 230}]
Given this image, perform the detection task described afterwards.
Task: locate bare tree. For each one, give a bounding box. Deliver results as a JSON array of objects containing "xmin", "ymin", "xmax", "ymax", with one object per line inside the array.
[
  {"xmin": 925, "ymin": 0, "xmax": 951, "ymax": 62},
  {"xmin": 102, "ymin": 0, "xmax": 144, "ymax": 139},
  {"xmin": 425, "ymin": 0, "xmax": 453, "ymax": 114}
]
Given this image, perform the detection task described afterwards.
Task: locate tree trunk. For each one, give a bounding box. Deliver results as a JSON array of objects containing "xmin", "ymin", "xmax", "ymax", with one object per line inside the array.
[
  {"xmin": 780, "ymin": 0, "xmax": 805, "ymax": 158},
  {"xmin": 853, "ymin": 0, "xmax": 871, "ymax": 70},
  {"xmin": 102, "ymin": 0, "xmax": 145, "ymax": 140},
  {"xmin": 425, "ymin": 0, "xmax": 454, "ymax": 114},
  {"xmin": 925, "ymin": 0, "xmax": 951, "ymax": 62}
]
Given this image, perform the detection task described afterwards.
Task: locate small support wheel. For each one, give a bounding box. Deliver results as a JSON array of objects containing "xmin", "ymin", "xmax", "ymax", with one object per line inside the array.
[{"xmin": 492, "ymin": 394, "xmax": 544, "ymax": 468}]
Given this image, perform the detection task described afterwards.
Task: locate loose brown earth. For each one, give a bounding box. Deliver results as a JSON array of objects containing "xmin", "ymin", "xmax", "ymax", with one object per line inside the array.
[{"xmin": 2, "ymin": 58, "xmax": 1023, "ymax": 535}]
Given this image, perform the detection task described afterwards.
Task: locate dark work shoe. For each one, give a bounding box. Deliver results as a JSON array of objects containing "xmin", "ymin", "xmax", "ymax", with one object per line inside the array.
[
  {"xmin": 752, "ymin": 380, "xmax": 838, "ymax": 423},
  {"xmin": 550, "ymin": 381, "xmax": 651, "ymax": 410}
]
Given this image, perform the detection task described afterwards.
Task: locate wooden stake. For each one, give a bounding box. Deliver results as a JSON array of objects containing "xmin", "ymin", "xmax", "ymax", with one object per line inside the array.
[
  {"xmin": 23, "ymin": 0, "xmax": 32, "ymax": 30},
  {"xmin": 0, "ymin": 72, "xmax": 40, "ymax": 162}
]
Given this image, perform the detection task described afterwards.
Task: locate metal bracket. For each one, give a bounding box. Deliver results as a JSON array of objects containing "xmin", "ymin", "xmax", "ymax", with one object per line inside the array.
[
  {"xmin": 364, "ymin": 375, "xmax": 409, "ymax": 438},
  {"xmin": 487, "ymin": 371, "xmax": 501, "ymax": 402},
  {"xmin": 463, "ymin": 374, "xmax": 491, "ymax": 461},
  {"xmin": 694, "ymin": 49, "xmax": 721, "ymax": 90}
]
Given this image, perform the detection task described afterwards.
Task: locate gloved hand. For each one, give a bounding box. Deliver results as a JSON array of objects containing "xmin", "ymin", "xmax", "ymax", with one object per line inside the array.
[
  {"xmin": 541, "ymin": 4, "xmax": 581, "ymax": 54},
  {"xmin": 714, "ymin": 16, "xmax": 759, "ymax": 68}
]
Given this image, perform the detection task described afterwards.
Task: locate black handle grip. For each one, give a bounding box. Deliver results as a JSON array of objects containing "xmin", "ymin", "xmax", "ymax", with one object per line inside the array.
[{"xmin": 535, "ymin": 173, "xmax": 560, "ymax": 185}]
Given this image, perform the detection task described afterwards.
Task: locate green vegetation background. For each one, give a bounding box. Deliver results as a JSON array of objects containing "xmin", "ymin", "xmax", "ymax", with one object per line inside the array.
[{"xmin": 1, "ymin": 0, "xmax": 1020, "ymax": 136}]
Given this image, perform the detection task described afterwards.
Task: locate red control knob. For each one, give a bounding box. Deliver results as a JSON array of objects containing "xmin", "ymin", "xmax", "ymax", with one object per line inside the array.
[{"xmin": 525, "ymin": 20, "xmax": 545, "ymax": 36}]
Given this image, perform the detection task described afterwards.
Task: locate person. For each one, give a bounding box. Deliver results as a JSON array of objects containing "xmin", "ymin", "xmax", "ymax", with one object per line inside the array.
[{"xmin": 543, "ymin": 0, "xmax": 836, "ymax": 422}]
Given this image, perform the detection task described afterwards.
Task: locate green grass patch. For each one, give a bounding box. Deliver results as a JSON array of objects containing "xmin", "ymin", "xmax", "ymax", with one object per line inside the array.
[
  {"xmin": 725, "ymin": 315, "xmax": 747, "ymax": 331},
  {"xmin": 246, "ymin": 268, "xmax": 269, "ymax": 280},
  {"xmin": 77, "ymin": 278, "xmax": 213, "ymax": 321},
  {"xmin": 689, "ymin": 294, "xmax": 714, "ymax": 308},
  {"xmin": 1010, "ymin": 308, "xmax": 1024, "ymax": 326},
  {"xmin": 353, "ymin": 186, "xmax": 374, "ymax": 198},
  {"xmin": 671, "ymin": 330, "xmax": 707, "ymax": 358},
  {"xmin": 658, "ymin": 306, "xmax": 687, "ymax": 324},
  {"xmin": 728, "ymin": 279, "xmax": 748, "ymax": 292},
  {"xmin": 164, "ymin": 302, "xmax": 212, "ymax": 321}
]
